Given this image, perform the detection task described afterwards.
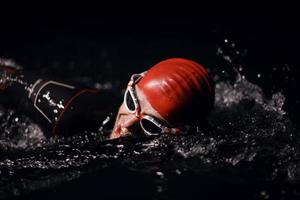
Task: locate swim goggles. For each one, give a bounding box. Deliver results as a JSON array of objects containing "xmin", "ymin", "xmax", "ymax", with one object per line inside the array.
[{"xmin": 123, "ymin": 72, "xmax": 182, "ymax": 136}]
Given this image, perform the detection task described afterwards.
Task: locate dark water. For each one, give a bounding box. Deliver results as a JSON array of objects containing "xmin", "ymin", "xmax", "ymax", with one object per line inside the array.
[{"xmin": 1, "ymin": 23, "xmax": 300, "ymax": 200}]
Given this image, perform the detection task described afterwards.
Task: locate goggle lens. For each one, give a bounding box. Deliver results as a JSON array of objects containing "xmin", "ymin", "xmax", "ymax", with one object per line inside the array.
[
  {"xmin": 124, "ymin": 90, "xmax": 136, "ymax": 112},
  {"xmin": 140, "ymin": 118, "xmax": 162, "ymax": 135}
]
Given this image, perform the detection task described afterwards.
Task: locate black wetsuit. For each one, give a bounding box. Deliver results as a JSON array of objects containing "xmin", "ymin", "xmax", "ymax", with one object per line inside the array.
[{"xmin": 0, "ymin": 69, "xmax": 119, "ymax": 137}]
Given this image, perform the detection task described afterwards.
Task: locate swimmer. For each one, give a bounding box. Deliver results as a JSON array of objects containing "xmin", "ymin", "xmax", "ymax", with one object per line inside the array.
[{"xmin": 0, "ymin": 58, "xmax": 214, "ymax": 139}]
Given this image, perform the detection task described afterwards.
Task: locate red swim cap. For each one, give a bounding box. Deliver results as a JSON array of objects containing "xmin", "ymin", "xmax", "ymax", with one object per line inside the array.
[{"xmin": 137, "ymin": 58, "xmax": 214, "ymax": 126}]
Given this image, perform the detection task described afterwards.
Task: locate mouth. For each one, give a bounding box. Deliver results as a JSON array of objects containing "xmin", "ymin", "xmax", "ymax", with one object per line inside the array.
[
  {"xmin": 110, "ymin": 111, "xmax": 122, "ymax": 139},
  {"xmin": 111, "ymin": 109, "xmax": 137, "ymax": 139},
  {"xmin": 111, "ymin": 123, "xmax": 132, "ymax": 139},
  {"xmin": 111, "ymin": 124, "xmax": 121, "ymax": 139}
]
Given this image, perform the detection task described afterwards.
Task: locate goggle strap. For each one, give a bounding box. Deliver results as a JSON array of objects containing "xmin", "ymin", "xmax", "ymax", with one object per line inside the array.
[{"xmin": 129, "ymin": 71, "xmax": 146, "ymax": 86}]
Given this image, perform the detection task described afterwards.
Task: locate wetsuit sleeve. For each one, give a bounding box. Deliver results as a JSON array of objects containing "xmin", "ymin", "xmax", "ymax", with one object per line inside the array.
[{"xmin": 0, "ymin": 70, "xmax": 118, "ymax": 136}]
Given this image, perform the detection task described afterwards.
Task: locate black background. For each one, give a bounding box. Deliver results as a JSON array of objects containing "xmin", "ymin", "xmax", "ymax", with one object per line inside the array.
[
  {"xmin": 0, "ymin": 2, "xmax": 298, "ymax": 67},
  {"xmin": 0, "ymin": 2, "xmax": 298, "ymax": 58}
]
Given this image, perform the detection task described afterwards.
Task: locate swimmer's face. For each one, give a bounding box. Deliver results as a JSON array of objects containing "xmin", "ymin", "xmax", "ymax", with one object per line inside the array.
[{"xmin": 111, "ymin": 86, "xmax": 167, "ymax": 139}]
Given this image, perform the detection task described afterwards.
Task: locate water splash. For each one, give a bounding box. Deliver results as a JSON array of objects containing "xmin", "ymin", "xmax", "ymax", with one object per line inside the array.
[
  {"xmin": 215, "ymin": 73, "xmax": 286, "ymax": 116},
  {"xmin": 0, "ymin": 109, "xmax": 45, "ymax": 150}
]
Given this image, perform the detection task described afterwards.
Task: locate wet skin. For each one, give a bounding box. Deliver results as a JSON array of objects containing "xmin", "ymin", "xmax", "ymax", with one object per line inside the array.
[{"xmin": 110, "ymin": 85, "xmax": 165, "ymax": 139}]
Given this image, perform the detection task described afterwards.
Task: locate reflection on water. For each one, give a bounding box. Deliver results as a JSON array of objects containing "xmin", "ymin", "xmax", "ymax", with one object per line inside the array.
[{"xmin": 0, "ymin": 38, "xmax": 300, "ymax": 200}]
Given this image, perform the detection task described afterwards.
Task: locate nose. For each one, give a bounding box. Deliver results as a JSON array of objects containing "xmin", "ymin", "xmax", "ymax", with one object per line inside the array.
[{"xmin": 122, "ymin": 114, "xmax": 140, "ymax": 128}]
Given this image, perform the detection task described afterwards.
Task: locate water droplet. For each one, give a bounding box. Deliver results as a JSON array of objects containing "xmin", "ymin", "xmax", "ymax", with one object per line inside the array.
[
  {"xmin": 157, "ymin": 186, "xmax": 163, "ymax": 193},
  {"xmin": 257, "ymin": 73, "xmax": 261, "ymax": 78},
  {"xmin": 102, "ymin": 116, "xmax": 110, "ymax": 125},
  {"xmin": 224, "ymin": 39, "xmax": 228, "ymax": 43},
  {"xmin": 216, "ymin": 47, "xmax": 223, "ymax": 55},
  {"xmin": 223, "ymin": 56, "xmax": 232, "ymax": 63},
  {"xmin": 133, "ymin": 150, "xmax": 140, "ymax": 155},
  {"xmin": 260, "ymin": 190, "xmax": 270, "ymax": 199},
  {"xmin": 156, "ymin": 171, "xmax": 164, "ymax": 178}
]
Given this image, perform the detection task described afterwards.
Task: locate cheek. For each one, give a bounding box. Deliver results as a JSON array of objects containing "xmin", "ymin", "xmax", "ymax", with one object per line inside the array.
[
  {"xmin": 118, "ymin": 102, "xmax": 128, "ymax": 114},
  {"xmin": 114, "ymin": 103, "xmax": 128, "ymax": 122},
  {"xmin": 114, "ymin": 103, "xmax": 134, "ymax": 128}
]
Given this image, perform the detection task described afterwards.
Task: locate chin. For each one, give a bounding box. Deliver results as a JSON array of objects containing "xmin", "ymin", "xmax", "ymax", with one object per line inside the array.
[
  {"xmin": 109, "ymin": 105, "xmax": 123, "ymax": 139},
  {"xmin": 110, "ymin": 123, "xmax": 121, "ymax": 139}
]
